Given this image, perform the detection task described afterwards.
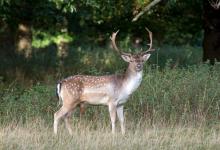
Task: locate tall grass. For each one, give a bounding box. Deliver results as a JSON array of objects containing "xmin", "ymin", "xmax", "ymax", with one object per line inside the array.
[
  {"xmin": 128, "ymin": 65, "xmax": 220, "ymax": 125},
  {"xmin": 1, "ymin": 64, "xmax": 220, "ymax": 126}
]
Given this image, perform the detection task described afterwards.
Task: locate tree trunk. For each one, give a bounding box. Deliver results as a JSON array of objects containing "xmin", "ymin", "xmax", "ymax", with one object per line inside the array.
[
  {"xmin": 0, "ymin": 21, "xmax": 16, "ymax": 57},
  {"xmin": 15, "ymin": 22, "xmax": 32, "ymax": 58},
  {"xmin": 203, "ymin": 0, "xmax": 220, "ymax": 65}
]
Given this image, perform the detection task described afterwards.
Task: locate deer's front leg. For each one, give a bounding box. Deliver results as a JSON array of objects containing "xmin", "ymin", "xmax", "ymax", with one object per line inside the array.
[
  {"xmin": 108, "ymin": 103, "xmax": 116, "ymax": 134},
  {"xmin": 117, "ymin": 105, "xmax": 125, "ymax": 135}
]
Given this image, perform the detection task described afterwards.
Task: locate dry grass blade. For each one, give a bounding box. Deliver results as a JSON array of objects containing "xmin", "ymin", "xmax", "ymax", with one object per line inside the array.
[{"xmin": 1, "ymin": 120, "xmax": 220, "ymax": 150}]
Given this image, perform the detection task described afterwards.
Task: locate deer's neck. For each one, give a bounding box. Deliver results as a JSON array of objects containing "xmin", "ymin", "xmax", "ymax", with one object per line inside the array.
[
  {"xmin": 124, "ymin": 65, "xmax": 143, "ymax": 90},
  {"xmin": 116, "ymin": 65, "xmax": 143, "ymax": 103}
]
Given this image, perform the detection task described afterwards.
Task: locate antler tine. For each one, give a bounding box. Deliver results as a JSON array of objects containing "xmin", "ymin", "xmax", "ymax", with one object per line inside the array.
[
  {"xmin": 144, "ymin": 27, "xmax": 155, "ymax": 53},
  {"xmin": 110, "ymin": 30, "xmax": 121, "ymax": 54},
  {"xmin": 110, "ymin": 30, "xmax": 130, "ymax": 55},
  {"xmin": 208, "ymin": 0, "xmax": 220, "ymax": 9}
]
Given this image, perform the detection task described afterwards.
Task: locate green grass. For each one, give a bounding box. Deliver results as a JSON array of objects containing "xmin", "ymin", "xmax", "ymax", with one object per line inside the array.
[{"xmin": 1, "ymin": 64, "xmax": 220, "ymax": 124}]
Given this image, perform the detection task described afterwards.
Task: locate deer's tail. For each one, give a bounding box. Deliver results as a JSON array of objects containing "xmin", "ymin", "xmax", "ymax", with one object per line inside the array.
[{"xmin": 56, "ymin": 82, "xmax": 62, "ymax": 107}]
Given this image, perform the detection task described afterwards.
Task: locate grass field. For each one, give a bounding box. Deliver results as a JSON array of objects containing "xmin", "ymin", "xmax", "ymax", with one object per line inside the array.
[
  {"xmin": 1, "ymin": 45, "xmax": 220, "ymax": 149},
  {"xmin": 1, "ymin": 64, "xmax": 220, "ymax": 149},
  {"xmin": 1, "ymin": 119, "xmax": 220, "ymax": 150}
]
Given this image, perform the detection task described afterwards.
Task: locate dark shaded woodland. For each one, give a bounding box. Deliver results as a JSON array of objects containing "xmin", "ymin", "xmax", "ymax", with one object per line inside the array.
[
  {"xmin": 203, "ymin": 0, "xmax": 220, "ymax": 65},
  {"xmin": 0, "ymin": 0, "xmax": 219, "ymax": 83}
]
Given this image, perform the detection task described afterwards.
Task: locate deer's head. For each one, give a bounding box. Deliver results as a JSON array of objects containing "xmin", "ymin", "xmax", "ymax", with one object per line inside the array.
[{"xmin": 110, "ymin": 28, "xmax": 154, "ymax": 72}]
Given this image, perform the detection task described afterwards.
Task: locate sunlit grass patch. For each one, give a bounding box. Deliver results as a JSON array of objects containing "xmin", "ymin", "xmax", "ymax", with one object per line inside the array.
[{"xmin": 1, "ymin": 119, "xmax": 220, "ymax": 150}]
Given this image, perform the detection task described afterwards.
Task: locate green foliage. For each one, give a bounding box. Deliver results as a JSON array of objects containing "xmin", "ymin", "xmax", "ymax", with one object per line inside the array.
[
  {"xmin": 52, "ymin": 0, "xmax": 76, "ymax": 13},
  {"xmin": 0, "ymin": 41, "xmax": 202, "ymax": 83},
  {"xmin": 152, "ymin": 44, "xmax": 202, "ymax": 68},
  {"xmin": 0, "ymin": 84, "xmax": 56, "ymax": 123},
  {"xmin": 32, "ymin": 30, "xmax": 74, "ymax": 48},
  {"xmin": 0, "ymin": 0, "xmax": 203, "ymax": 45}
]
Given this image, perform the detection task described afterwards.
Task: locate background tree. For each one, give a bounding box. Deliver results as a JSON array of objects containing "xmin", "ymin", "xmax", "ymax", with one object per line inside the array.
[
  {"xmin": 203, "ymin": 0, "xmax": 220, "ymax": 65},
  {"xmin": 0, "ymin": 0, "xmax": 204, "ymax": 82}
]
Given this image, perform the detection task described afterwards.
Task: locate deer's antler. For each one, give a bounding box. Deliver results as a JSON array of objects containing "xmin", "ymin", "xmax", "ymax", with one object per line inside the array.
[
  {"xmin": 143, "ymin": 27, "xmax": 155, "ymax": 54},
  {"xmin": 208, "ymin": 0, "xmax": 220, "ymax": 9},
  {"xmin": 110, "ymin": 30, "xmax": 130, "ymax": 56}
]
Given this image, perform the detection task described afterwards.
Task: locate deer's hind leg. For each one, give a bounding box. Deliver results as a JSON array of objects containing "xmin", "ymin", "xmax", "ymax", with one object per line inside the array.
[
  {"xmin": 79, "ymin": 103, "xmax": 86, "ymax": 118},
  {"xmin": 54, "ymin": 103, "xmax": 79, "ymax": 135},
  {"xmin": 54, "ymin": 106, "xmax": 70, "ymax": 135},
  {"xmin": 64, "ymin": 111, "xmax": 73, "ymax": 135},
  {"xmin": 63, "ymin": 102, "xmax": 80, "ymax": 135}
]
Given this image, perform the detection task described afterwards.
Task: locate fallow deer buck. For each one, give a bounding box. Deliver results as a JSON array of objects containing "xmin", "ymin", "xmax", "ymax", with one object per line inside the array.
[{"xmin": 54, "ymin": 28, "xmax": 155, "ymax": 135}]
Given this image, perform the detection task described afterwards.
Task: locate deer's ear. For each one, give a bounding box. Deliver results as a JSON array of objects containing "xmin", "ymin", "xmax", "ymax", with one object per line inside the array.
[
  {"xmin": 142, "ymin": 53, "xmax": 151, "ymax": 61},
  {"xmin": 121, "ymin": 54, "xmax": 132, "ymax": 62}
]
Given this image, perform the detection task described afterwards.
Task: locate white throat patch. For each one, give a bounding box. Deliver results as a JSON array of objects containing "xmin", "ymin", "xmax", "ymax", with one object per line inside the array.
[{"xmin": 117, "ymin": 71, "xmax": 143, "ymax": 105}]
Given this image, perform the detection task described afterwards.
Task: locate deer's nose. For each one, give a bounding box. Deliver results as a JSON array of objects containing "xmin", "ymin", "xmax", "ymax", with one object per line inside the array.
[
  {"xmin": 137, "ymin": 64, "xmax": 141, "ymax": 68},
  {"xmin": 136, "ymin": 64, "xmax": 143, "ymax": 71}
]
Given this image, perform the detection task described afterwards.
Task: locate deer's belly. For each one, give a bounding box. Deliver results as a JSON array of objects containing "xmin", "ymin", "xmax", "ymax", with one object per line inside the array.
[
  {"xmin": 81, "ymin": 87, "xmax": 113, "ymax": 105},
  {"xmin": 81, "ymin": 93, "xmax": 110, "ymax": 105}
]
